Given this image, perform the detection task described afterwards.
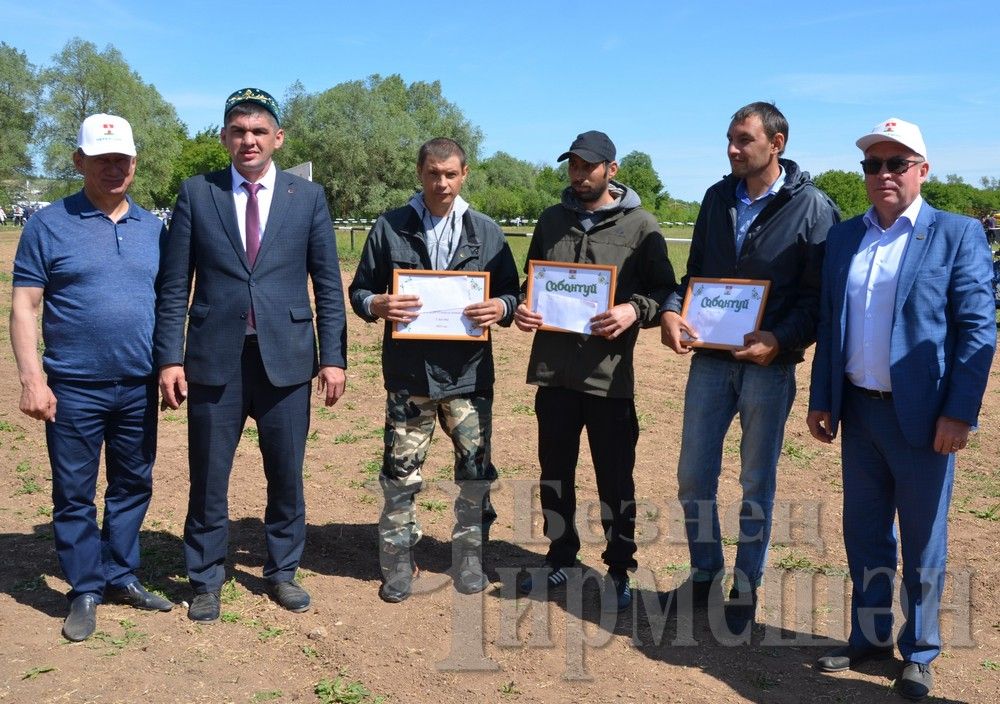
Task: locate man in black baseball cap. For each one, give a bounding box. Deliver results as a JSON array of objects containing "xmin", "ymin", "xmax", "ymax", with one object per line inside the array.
[{"xmin": 514, "ymin": 131, "xmax": 676, "ymax": 614}]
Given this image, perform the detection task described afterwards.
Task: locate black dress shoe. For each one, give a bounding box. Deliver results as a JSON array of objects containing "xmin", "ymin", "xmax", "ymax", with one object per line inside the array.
[
  {"xmin": 63, "ymin": 594, "xmax": 98, "ymax": 642},
  {"xmin": 815, "ymin": 644, "xmax": 894, "ymax": 672},
  {"xmin": 454, "ymin": 553, "xmax": 489, "ymax": 594},
  {"xmin": 269, "ymin": 581, "xmax": 311, "ymax": 612},
  {"xmin": 657, "ymin": 577, "xmax": 720, "ymax": 615},
  {"xmin": 105, "ymin": 581, "xmax": 173, "ymax": 612},
  {"xmin": 187, "ymin": 591, "xmax": 221, "ymax": 622},
  {"xmin": 897, "ymin": 661, "xmax": 933, "ymax": 701}
]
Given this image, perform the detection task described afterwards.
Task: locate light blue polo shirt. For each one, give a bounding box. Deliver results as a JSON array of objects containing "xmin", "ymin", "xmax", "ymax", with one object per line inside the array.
[{"xmin": 734, "ymin": 168, "xmax": 785, "ymax": 255}]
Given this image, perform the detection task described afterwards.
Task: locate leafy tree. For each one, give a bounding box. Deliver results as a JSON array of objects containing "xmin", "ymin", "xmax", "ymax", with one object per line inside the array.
[
  {"xmin": 280, "ymin": 75, "xmax": 482, "ymax": 218},
  {"xmin": 159, "ymin": 126, "xmax": 229, "ymax": 203},
  {"xmin": 813, "ymin": 169, "xmax": 868, "ymax": 218},
  {"xmin": 0, "ymin": 42, "xmax": 38, "ymax": 180},
  {"xmin": 616, "ymin": 151, "xmax": 662, "ymax": 208},
  {"xmin": 37, "ymin": 38, "xmax": 185, "ymax": 207}
]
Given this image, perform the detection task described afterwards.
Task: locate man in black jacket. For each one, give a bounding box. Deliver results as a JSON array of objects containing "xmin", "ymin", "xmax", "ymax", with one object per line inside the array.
[
  {"xmin": 659, "ymin": 102, "xmax": 838, "ymax": 634},
  {"xmin": 349, "ymin": 138, "xmax": 519, "ymax": 603}
]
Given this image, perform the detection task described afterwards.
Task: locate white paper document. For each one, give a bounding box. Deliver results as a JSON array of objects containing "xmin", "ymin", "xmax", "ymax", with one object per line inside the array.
[
  {"xmin": 536, "ymin": 290, "xmax": 600, "ymax": 334},
  {"xmin": 395, "ymin": 273, "xmax": 486, "ymax": 338}
]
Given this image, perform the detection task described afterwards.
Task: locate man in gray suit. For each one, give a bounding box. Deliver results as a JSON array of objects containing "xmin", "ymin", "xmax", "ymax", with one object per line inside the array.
[{"xmin": 156, "ymin": 88, "xmax": 347, "ymax": 622}]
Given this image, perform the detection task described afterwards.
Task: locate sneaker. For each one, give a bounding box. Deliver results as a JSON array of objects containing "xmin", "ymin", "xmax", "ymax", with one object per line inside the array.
[
  {"xmin": 602, "ymin": 570, "xmax": 632, "ymax": 613},
  {"xmin": 518, "ymin": 565, "xmax": 568, "ymax": 595}
]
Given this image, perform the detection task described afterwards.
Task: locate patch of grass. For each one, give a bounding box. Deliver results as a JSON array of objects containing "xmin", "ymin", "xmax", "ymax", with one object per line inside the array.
[
  {"xmin": 89, "ymin": 620, "xmax": 146, "ymax": 653},
  {"xmin": 257, "ymin": 625, "xmax": 284, "ymax": 641},
  {"xmin": 243, "ymin": 427, "xmax": 259, "ymax": 444},
  {"xmin": 307, "ymin": 430, "xmax": 319, "ymax": 442},
  {"xmin": 358, "ymin": 494, "xmax": 376, "ymax": 505},
  {"xmin": 498, "ymin": 680, "xmax": 521, "ymax": 697},
  {"xmin": 315, "ymin": 673, "xmax": 386, "ymax": 704},
  {"xmin": 15, "ymin": 475, "xmax": 42, "ymax": 495},
  {"xmin": 361, "ymin": 458, "xmax": 381, "ymax": 476},
  {"xmin": 659, "ymin": 562, "xmax": 690, "ymax": 575},
  {"xmin": 0, "ymin": 420, "xmax": 17, "ymax": 432},
  {"xmin": 220, "ymin": 577, "xmax": 241, "ymax": 605},
  {"xmin": 982, "ymin": 659, "xmax": 1000, "ymax": 671},
  {"xmin": 773, "ymin": 550, "xmax": 847, "ymax": 576},
  {"xmin": 36, "ymin": 505, "xmax": 52, "ymax": 517},
  {"xmin": 21, "ymin": 666, "xmax": 55, "ymax": 680},
  {"xmin": 251, "ymin": 691, "xmax": 282, "ymax": 702},
  {"xmin": 161, "ymin": 411, "xmax": 186, "ymax": 424},
  {"xmin": 16, "ymin": 460, "xmax": 30, "ymax": 473},
  {"xmin": 419, "ymin": 499, "xmax": 448, "ymax": 513},
  {"xmin": 636, "ymin": 411, "xmax": 655, "ymax": 430},
  {"xmin": 317, "ymin": 407, "xmax": 336, "ymax": 420},
  {"xmin": 783, "ymin": 440, "xmax": 816, "ymax": 464},
  {"xmin": 960, "ymin": 502, "xmax": 1000, "ymax": 521},
  {"xmin": 334, "ymin": 431, "xmax": 362, "ymax": 444},
  {"xmin": 511, "ymin": 403, "xmax": 534, "ymax": 416},
  {"xmin": 220, "ymin": 611, "xmax": 241, "ymax": 623},
  {"xmin": 303, "ymin": 645, "xmax": 319, "ymax": 658},
  {"xmin": 721, "ymin": 535, "xmax": 739, "ymax": 546}
]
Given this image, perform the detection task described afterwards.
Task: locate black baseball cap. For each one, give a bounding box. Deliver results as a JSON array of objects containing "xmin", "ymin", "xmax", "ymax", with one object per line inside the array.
[{"xmin": 557, "ymin": 130, "xmax": 616, "ymax": 163}]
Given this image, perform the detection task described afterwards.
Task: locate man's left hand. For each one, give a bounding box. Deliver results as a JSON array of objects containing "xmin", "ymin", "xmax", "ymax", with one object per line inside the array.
[
  {"xmin": 317, "ymin": 366, "xmax": 346, "ymax": 407},
  {"xmin": 589, "ymin": 303, "xmax": 637, "ymax": 340},
  {"xmin": 463, "ymin": 298, "xmax": 505, "ymax": 328},
  {"xmin": 933, "ymin": 416, "xmax": 971, "ymax": 455},
  {"xmin": 732, "ymin": 330, "xmax": 780, "ymax": 366}
]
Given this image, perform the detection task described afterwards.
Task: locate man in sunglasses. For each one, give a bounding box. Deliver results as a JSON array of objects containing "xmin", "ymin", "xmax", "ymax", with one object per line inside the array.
[
  {"xmin": 808, "ymin": 118, "xmax": 995, "ymax": 701},
  {"xmin": 659, "ymin": 102, "xmax": 838, "ymax": 635}
]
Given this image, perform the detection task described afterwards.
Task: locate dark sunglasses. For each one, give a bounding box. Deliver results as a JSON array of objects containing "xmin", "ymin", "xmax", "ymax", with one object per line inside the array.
[{"xmin": 860, "ymin": 156, "xmax": 923, "ymax": 175}]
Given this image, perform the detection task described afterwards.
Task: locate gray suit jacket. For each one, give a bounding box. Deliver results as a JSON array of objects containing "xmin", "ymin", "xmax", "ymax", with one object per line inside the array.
[{"xmin": 155, "ymin": 167, "xmax": 347, "ymax": 387}]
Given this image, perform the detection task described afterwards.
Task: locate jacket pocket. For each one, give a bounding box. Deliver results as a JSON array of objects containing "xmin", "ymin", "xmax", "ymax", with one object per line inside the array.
[
  {"xmin": 389, "ymin": 247, "xmax": 421, "ymax": 269},
  {"xmin": 290, "ymin": 305, "xmax": 313, "ymax": 322},
  {"xmin": 189, "ymin": 302, "xmax": 210, "ymax": 319}
]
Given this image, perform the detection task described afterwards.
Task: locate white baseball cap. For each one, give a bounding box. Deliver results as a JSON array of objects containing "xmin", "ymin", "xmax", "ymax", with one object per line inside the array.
[
  {"xmin": 856, "ymin": 117, "xmax": 927, "ymax": 159},
  {"xmin": 77, "ymin": 113, "xmax": 137, "ymax": 157}
]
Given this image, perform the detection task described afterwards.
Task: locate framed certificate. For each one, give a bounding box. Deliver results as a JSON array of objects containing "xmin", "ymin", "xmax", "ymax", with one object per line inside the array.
[
  {"xmin": 525, "ymin": 260, "xmax": 617, "ymax": 335},
  {"xmin": 391, "ymin": 269, "xmax": 491, "ymax": 341},
  {"xmin": 679, "ymin": 277, "xmax": 770, "ymax": 349}
]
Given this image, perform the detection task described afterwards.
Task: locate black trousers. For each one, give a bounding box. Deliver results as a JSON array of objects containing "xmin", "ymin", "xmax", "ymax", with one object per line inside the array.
[{"xmin": 534, "ymin": 386, "xmax": 640, "ymax": 571}]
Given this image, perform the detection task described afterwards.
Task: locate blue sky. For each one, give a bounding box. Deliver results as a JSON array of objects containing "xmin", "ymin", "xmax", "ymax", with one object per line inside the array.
[{"xmin": 3, "ymin": 0, "xmax": 998, "ymax": 201}]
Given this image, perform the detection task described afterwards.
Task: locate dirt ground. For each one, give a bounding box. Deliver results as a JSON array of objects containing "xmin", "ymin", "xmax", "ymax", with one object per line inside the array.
[{"xmin": 0, "ymin": 228, "xmax": 998, "ymax": 704}]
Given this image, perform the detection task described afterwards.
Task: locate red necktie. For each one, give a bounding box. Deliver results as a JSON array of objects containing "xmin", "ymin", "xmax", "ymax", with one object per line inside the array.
[{"xmin": 243, "ymin": 181, "xmax": 262, "ymax": 268}]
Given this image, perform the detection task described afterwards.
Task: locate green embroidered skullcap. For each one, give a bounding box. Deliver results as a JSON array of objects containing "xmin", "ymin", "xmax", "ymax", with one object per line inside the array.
[{"xmin": 224, "ymin": 87, "xmax": 280, "ymax": 125}]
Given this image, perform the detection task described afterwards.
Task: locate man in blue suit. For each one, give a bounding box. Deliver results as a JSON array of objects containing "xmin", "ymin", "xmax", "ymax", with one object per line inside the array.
[
  {"xmin": 807, "ymin": 117, "xmax": 995, "ymax": 701},
  {"xmin": 156, "ymin": 88, "xmax": 347, "ymax": 622}
]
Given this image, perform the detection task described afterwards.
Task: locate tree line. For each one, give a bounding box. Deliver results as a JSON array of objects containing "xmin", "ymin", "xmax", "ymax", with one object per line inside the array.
[{"xmin": 2, "ymin": 38, "xmax": 997, "ymax": 224}]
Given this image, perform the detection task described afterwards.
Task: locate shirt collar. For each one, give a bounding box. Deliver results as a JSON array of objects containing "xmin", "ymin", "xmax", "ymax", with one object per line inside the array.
[
  {"xmin": 862, "ymin": 194, "xmax": 925, "ymax": 232},
  {"xmin": 231, "ymin": 161, "xmax": 277, "ymax": 191},
  {"xmin": 735, "ymin": 166, "xmax": 785, "ymax": 204},
  {"xmin": 408, "ymin": 192, "xmax": 469, "ymax": 222},
  {"xmin": 75, "ymin": 190, "xmax": 140, "ymax": 221}
]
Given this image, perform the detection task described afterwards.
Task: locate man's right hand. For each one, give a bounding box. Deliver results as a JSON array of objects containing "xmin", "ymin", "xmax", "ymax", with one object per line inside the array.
[
  {"xmin": 660, "ymin": 311, "xmax": 696, "ymax": 354},
  {"xmin": 159, "ymin": 365, "xmax": 188, "ymax": 410},
  {"xmin": 371, "ymin": 293, "xmax": 421, "ymax": 323},
  {"xmin": 19, "ymin": 381, "xmax": 57, "ymax": 422},
  {"xmin": 514, "ymin": 303, "xmax": 543, "ymax": 332},
  {"xmin": 806, "ymin": 410, "xmax": 835, "ymax": 443}
]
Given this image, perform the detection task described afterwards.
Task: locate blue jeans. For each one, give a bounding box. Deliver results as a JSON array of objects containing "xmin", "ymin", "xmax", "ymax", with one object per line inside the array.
[
  {"xmin": 677, "ymin": 354, "xmax": 796, "ymax": 589},
  {"xmin": 46, "ymin": 379, "xmax": 158, "ymax": 601}
]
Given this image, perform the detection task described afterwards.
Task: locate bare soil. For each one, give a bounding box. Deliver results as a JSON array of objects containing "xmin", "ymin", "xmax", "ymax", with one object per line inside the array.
[{"xmin": 1, "ymin": 228, "xmax": 998, "ymax": 704}]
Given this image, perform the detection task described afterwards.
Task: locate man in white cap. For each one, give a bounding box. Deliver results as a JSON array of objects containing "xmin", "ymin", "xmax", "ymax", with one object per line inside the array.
[
  {"xmin": 808, "ymin": 118, "xmax": 995, "ymax": 700},
  {"xmin": 10, "ymin": 113, "xmax": 172, "ymax": 642}
]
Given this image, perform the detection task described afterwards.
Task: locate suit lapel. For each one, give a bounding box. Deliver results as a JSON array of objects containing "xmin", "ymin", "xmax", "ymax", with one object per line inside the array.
[
  {"xmin": 209, "ymin": 169, "xmax": 250, "ymax": 271},
  {"xmin": 893, "ymin": 202, "xmax": 936, "ymax": 320},
  {"xmin": 255, "ymin": 169, "xmax": 293, "ymax": 267}
]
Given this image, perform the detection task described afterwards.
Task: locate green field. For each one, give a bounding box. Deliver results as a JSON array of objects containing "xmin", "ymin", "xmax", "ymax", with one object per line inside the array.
[{"xmin": 336, "ymin": 224, "xmax": 693, "ymax": 281}]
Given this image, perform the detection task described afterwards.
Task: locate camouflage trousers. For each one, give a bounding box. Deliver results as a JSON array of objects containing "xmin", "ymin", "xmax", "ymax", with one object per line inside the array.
[{"xmin": 379, "ymin": 389, "xmax": 498, "ymax": 561}]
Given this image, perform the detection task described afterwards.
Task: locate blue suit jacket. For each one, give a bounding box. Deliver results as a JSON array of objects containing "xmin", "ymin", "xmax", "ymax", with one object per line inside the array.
[
  {"xmin": 155, "ymin": 167, "xmax": 347, "ymax": 387},
  {"xmin": 809, "ymin": 202, "xmax": 995, "ymax": 448}
]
